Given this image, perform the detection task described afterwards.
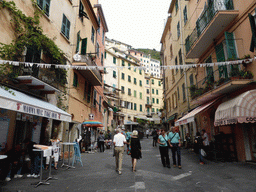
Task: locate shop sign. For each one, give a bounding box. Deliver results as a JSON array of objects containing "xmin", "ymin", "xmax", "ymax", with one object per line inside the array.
[
  {"xmin": 17, "ymin": 103, "xmax": 61, "ymax": 120},
  {"xmin": 214, "ymin": 118, "xmax": 237, "ymax": 126}
]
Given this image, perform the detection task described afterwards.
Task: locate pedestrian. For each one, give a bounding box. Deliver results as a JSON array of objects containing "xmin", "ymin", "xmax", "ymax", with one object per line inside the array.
[
  {"xmin": 113, "ymin": 128, "xmax": 128, "ymax": 175},
  {"xmin": 157, "ymin": 129, "xmax": 170, "ymax": 168},
  {"xmin": 146, "ymin": 129, "xmax": 150, "ymax": 139},
  {"xmin": 168, "ymin": 127, "xmax": 182, "ymax": 169},
  {"xmin": 97, "ymin": 131, "xmax": 105, "ymax": 152},
  {"xmin": 202, "ymin": 129, "xmax": 210, "ymax": 157},
  {"xmin": 130, "ymin": 130, "xmax": 142, "ymax": 172},
  {"xmin": 5, "ymin": 144, "xmax": 24, "ymax": 182},
  {"xmin": 46, "ymin": 134, "xmax": 60, "ymax": 170},
  {"xmin": 23, "ymin": 138, "xmax": 40, "ymax": 178},
  {"xmin": 152, "ymin": 129, "xmax": 158, "ymax": 147},
  {"xmin": 194, "ymin": 132, "xmax": 205, "ymax": 164}
]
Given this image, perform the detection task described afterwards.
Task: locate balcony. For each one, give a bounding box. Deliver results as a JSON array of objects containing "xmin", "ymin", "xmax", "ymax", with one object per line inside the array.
[
  {"xmin": 190, "ymin": 68, "xmax": 254, "ymax": 105},
  {"xmin": 185, "ymin": 0, "xmax": 238, "ymax": 58},
  {"xmin": 72, "ymin": 55, "xmax": 102, "ymax": 86},
  {"xmin": 145, "ymin": 102, "xmax": 152, "ymax": 107}
]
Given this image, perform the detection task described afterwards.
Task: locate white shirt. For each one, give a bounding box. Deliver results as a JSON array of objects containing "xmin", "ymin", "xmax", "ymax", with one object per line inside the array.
[
  {"xmin": 113, "ymin": 133, "xmax": 127, "ymax": 147},
  {"xmin": 203, "ymin": 132, "xmax": 209, "ymax": 146}
]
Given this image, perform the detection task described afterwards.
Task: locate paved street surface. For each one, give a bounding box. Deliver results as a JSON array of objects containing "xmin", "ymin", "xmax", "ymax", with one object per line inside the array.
[{"xmin": 1, "ymin": 137, "xmax": 256, "ymax": 192}]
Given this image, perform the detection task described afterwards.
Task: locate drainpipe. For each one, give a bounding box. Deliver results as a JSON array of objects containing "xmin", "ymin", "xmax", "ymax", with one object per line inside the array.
[{"xmin": 178, "ymin": 0, "xmax": 190, "ymax": 111}]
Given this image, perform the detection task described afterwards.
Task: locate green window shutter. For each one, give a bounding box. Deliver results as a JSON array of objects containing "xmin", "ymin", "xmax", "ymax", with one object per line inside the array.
[
  {"xmin": 45, "ymin": 0, "xmax": 50, "ymax": 16},
  {"xmin": 122, "ymin": 60, "xmax": 125, "ymax": 66},
  {"xmin": 248, "ymin": 13, "xmax": 256, "ymax": 52},
  {"xmin": 134, "ymin": 90, "xmax": 136, "ymax": 97},
  {"xmin": 113, "ymin": 71, "xmax": 116, "ymax": 78},
  {"xmin": 91, "ymin": 27, "xmax": 95, "ymax": 43},
  {"xmin": 73, "ymin": 73, "xmax": 78, "ymax": 87},
  {"xmin": 215, "ymin": 43, "xmax": 228, "ymax": 79},
  {"xmin": 225, "ymin": 31, "xmax": 237, "ymax": 60},
  {"xmin": 134, "ymin": 103, "xmax": 137, "ymax": 111},
  {"xmin": 140, "ymin": 105, "xmax": 142, "ymax": 112},
  {"xmin": 157, "ymin": 99, "xmax": 159, "ymax": 104},
  {"xmin": 139, "ymin": 80, "xmax": 142, "ymax": 86},
  {"xmin": 140, "ymin": 92, "xmax": 142, "ymax": 99},
  {"xmin": 76, "ymin": 31, "xmax": 80, "ymax": 53},
  {"xmin": 81, "ymin": 38, "xmax": 87, "ymax": 55},
  {"xmin": 152, "ymin": 89, "xmax": 154, "ymax": 94},
  {"xmin": 113, "ymin": 57, "xmax": 116, "ymax": 64},
  {"xmin": 156, "ymin": 90, "xmax": 158, "ymax": 95}
]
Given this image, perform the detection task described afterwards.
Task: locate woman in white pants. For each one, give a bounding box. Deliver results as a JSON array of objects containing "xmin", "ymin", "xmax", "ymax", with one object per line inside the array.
[{"xmin": 46, "ymin": 136, "xmax": 60, "ymax": 170}]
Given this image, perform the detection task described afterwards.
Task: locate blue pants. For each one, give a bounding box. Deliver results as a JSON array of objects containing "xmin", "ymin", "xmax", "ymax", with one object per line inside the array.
[
  {"xmin": 171, "ymin": 143, "xmax": 181, "ymax": 166},
  {"xmin": 31, "ymin": 155, "xmax": 40, "ymax": 175}
]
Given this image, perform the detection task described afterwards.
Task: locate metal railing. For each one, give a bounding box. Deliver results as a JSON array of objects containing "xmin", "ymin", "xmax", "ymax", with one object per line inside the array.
[
  {"xmin": 185, "ymin": 0, "xmax": 234, "ymax": 54},
  {"xmin": 80, "ymin": 55, "xmax": 102, "ymax": 82}
]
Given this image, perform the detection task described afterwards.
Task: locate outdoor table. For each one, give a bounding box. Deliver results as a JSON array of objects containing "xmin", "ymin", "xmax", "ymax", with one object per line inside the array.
[
  {"xmin": 61, "ymin": 142, "xmax": 75, "ymax": 170},
  {"xmin": 31, "ymin": 149, "xmax": 50, "ymax": 188}
]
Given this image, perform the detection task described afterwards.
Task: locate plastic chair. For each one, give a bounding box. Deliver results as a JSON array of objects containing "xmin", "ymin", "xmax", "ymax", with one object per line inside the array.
[{"xmin": 72, "ymin": 142, "xmax": 83, "ymax": 167}]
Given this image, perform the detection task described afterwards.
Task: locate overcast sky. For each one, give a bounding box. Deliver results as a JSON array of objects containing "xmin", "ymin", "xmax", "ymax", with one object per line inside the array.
[{"xmin": 99, "ymin": 0, "xmax": 171, "ymax": 51}]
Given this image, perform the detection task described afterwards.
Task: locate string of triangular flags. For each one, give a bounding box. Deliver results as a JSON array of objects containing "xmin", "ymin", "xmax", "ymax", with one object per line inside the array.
[{"xmin": 0, "ymin": 57, "xmax": 255, "ymax": 71}]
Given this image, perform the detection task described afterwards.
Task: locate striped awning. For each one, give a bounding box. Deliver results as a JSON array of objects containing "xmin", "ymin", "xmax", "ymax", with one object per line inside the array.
[{"xmin": 214, "ymin": 90, "xmax": 256, "ymax": 126}]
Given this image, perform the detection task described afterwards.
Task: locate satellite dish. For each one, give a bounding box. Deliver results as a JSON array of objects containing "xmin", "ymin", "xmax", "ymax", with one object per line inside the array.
[{"xmin": 73, "ymin": 53, "xmax": 81, "ymax": 61}]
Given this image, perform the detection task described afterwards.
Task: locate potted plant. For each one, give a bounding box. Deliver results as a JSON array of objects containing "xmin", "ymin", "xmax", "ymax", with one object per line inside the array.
[
  {"xmin": 229, "ymin": 69, "xmax": 241, "ymax": 80},
  {"xmin": 240, "ymin": 70, "xmax": 254, "ymax": 79}
]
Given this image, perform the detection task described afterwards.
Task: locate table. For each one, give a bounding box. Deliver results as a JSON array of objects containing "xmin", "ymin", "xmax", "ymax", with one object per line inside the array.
[
  {"xmin": 61, "ymin": 142, "xmax": 76, "ymax": 170},
  {"xmin": 31, "ymin": 149, "xmax": 50, "ymax": 188},
  {"xmin": 45, "ymin": 147, "xmax": 58, "ymax": 182},
  {"xmin": 0, "ymin": 155, "xmax": 7, "ymax": 160}
]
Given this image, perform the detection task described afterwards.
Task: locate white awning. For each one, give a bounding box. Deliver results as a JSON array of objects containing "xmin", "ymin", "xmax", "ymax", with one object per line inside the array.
[
  {"xmin": 215, "ymin": 90, "xmax": 256, "ymax": 126},
  {"xmin": 175, "ymin": 99, "xmax": 217, "ymax": 126},
  {"xmin": 124, "ymin": 120, "xmax": 139, "ymax": 125},
  {"xmin": 0, "ymin": 86, "xmax": 71, "ymax": 122},
  {"xmin": 134, "ymin": 115, "xmax": 148, "ymax": 120}
]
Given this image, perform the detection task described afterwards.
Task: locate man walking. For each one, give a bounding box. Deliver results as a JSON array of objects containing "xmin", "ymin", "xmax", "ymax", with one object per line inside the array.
[
  {"xmin": 113, "ymin": 128, "xmax": 127, "ymax": 175},
  {"xmin": 168, "ymin": 127, "xmax": 182, "ymax": 169}
]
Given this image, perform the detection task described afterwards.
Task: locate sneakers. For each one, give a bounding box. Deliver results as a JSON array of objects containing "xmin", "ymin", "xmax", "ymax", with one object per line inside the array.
[
  {"xmin": 5, "ymin": 177, "xmax": 11, "ymax": 182},
  {"xmin": 33, "ymin": 174, "xmax": 40, "ymax": 178},
  {"xmin": 14, "ymin": 174, "xmax": 23, "ymax": 178},
  {"xmin": 118, "ymin": 171, "xmax": 122, "ymax": 175},
  {"xmin": 27, "ymin": 174, "xmax": 33, "ymax": 178}
]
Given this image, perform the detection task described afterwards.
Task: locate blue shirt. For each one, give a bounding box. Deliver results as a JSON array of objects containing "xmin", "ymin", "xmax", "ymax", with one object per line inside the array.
[
  {"xmin": 168, "ymin": 132, "xmax": 180, "ymax": 143},
  {"xmin": 158, "ymin": 134, "xmax": 168, "ymax": 147}
]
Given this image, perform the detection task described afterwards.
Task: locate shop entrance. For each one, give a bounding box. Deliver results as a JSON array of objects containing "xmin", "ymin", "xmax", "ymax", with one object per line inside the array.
[{"xmin": 13, "ymin": 119, "xmax": 33, "ymax": 147}]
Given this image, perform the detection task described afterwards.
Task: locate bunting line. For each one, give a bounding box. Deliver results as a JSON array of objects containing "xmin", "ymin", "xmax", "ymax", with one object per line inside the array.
[{"xmin": 0, "ymin": 57, "xmax": 255, "ymax": 71}]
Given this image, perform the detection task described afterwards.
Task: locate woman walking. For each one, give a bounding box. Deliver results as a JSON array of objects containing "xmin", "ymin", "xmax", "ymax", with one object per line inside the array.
[
  {"xmin": 158, "ymin": 129, "xmax": 170, "ymax": 168},
  {"xmin": 130, "ymin": 130, "xmax": 142, "ymax": 172}
]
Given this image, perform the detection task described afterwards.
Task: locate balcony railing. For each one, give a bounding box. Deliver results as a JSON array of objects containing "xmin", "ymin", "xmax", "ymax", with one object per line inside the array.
[
  {"xmin": 189, "ymin": 67, "xmax": 253, "ymax": 100},
  {"xmin": 185, "ymin": 0, "xmax": 234, "ymax": 54},
  {"xmin": 79, "ymin": 55, "xmax": 102, "ymax": 82}
]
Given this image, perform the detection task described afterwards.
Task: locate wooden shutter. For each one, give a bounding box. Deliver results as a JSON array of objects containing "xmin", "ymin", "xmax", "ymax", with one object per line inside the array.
[
  {"xmin": 45, "ymin": 0, "xmax": 50, "ymax": 16},
  {"xmin": 81, "ymin": 38, "xmax": 87, "ymax": 55},
  {"xmin": 248, "ymin": 13, "xmax": 256, "ymax": 52},
  {"xmin": 76, "ymin": 31, "xmax": 80, "ymax": 53},
  {"xmin": 225, "ymin": 31, "xmax": 237, "ymax": 59},
  {"xmin": 215, "ymin": 43, "xmax": 228, "ymax": 79},
  {"xmin": 61, "ymin": 14, "xmax": 66, "ymax": 35}
]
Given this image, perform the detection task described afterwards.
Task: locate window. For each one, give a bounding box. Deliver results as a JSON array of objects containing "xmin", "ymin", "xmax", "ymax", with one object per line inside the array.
[
  {"xmin": 152, "ymin": 108, "xmax": 155, "ymax": 112},
  {"xmin": 146, "ymin": 80, "xmax": 149, "ymax": 84},
  {"xmin": 170, "ymin": 45, "xmax": 173, "ymax": 60},
  {"xmin": 87, "ymin": 84, "xmax": 92, "ymax": 103},
  {"xmin": 102, "ymin": 31, "xmax": 105, "ymax": 44},
  {"xmin": 73, "ymin": 72, "xmax": 78, "ymax": 87},
  {"xmin": 101, "ymin": 53, "xmax": 104, "ymax": 65},
  {"xmin": 93, "ymin": 90, "xmax": 97, "ymax": 107},
  {"xmin": 134, "ymin": 67, "xmax": 136, "ymax": 72},
  {"xmin": 179, "ymin": 49, "xmax": 183, "ymax": 74},
  {"xmin": 81, "ymin": 38, "xmax": 87, "ymax": 55},
  {"xmin": 183, "ymin": 6, "xmax": 187, "ymax": 24},
  {"xmin": 152, "ymin": 79, "xmax": 154, "ymax": 84},
  {"xmin": 99, "ymin": 96, "xmax": 102, "ymax": 112},
  {"xmin": 177, "ymin": 87, "xmax": 180, "ymax": 100},
  {"xmin": 113, "ymin": 56, "xmax": 116, "ymax": 64},
  {"xmin": 152, "ymin": 89, "xmax": 154, "ymax": 94},
  {"xmin": 37, "ymin": 0, "xmax": 50, "ymax": 16},
  {"xmin": 128, "ymin": 88, "xmax": 131, "ymax": 95},
  {"xmin": 122, "ymin": 60, "xmax": 125, "ymax": 66},
  {"xmin": 91, "ymin": 27, "xmax": 95, "ymax": 43},
  {"xmin": 79, "ymin": 1, "xmax": 89, "ymax": 20},
  {"xmin": 175, "ymin": 0, "xmax": 178, "ymax": 13},
  {"xmin": 134, "ymin": 78, "xmax": 137, "ymax": 85},
  {"xmin": 182, "ymin": 83, "xmax": 186, "ymax": 101},
  {"xmin": 96, "ymin": 43, "xmax": 99, "ymax": 57},
  {"xmin": 152, "ymin": 98, "xmax": 155, "ymax": 103},
  {"xmin": 139, "ymin": 80, "xmax": 142, "ymax": 86},
  {"xmin": 121, "ymin": 86, "xmax": 125, "ymax": 94},
  {"xmin": 61, "ymin": 14, "xmax": 70, "ymax": 39},
  {"xmin": 113, "ymin": 71, "xmax": 117, "ymax": 78},
  {"xmin": 156, "ymin": 89, "xmax": 158, "ymax": 95},
  {"xmin": 134, "ymin": 90, "xmax": 136, "ymax": 97},
  {"xmin": 140, "ymin": 104, "xmax": 142, "ymax": 112},
  {"xmin": 140, "ymin": 92, "xmax": 142, "ymax": 99},
  {"xmin": 147, "ymin": 108, "xmax": 150, "ymax": 113},
  {"xmin": 189, "ymin": 74, "xmax": 194, "ymax": 86},
  {"xmin": 128, "ymin": 75, "xmax": 131, "ymax": 82},
  {"xmin": 147, "ymin": 97, "xmax": 150, "ymax": 104},
  {"xmin": 177, "ymin": 22, "xmax": 180, "ymax": 39},
  {"xmin": 128, "ymin": 63, "xmax": 131, "ymax": 70},
  {"xmin": 175, "ymin": 57, "xmax": 178, "ymax": 73},
  {"xmin": 104, "ymin": 51, "xmax": 106, "ymax": 59},
  {"xmin": 156, "ymin": 99, "xmax": 159, "ymax": 104},
  {"xmin": 134, "ymin": 103, "xmax": 137, "ymax": 111},
  {"xmin": 139, "ymin": 70, "xmax": 142, "ymax": 75},
  {"xmin": 121, "ymin": 73, "xmax": 125, "ymax": 80},
  {"xmin": 147, "ymin": 89, "xmax": 149, "ymax": 94}
]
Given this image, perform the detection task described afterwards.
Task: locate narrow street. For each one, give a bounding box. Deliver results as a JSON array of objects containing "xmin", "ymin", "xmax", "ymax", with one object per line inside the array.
[{"xmin": 1, "ymin": 137, "xmax": 256, "ymax": 192}]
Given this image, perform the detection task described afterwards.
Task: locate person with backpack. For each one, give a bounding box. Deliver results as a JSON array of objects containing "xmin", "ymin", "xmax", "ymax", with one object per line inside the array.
[{"xmin": 194, "ymin": 132, "xmax": 205, "ymax": 165}]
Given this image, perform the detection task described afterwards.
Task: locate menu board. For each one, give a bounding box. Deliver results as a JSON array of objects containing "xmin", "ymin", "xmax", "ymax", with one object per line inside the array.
[{"xmin": 0, "ymin": 118, "xmax": 9, "ymax": 151}]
